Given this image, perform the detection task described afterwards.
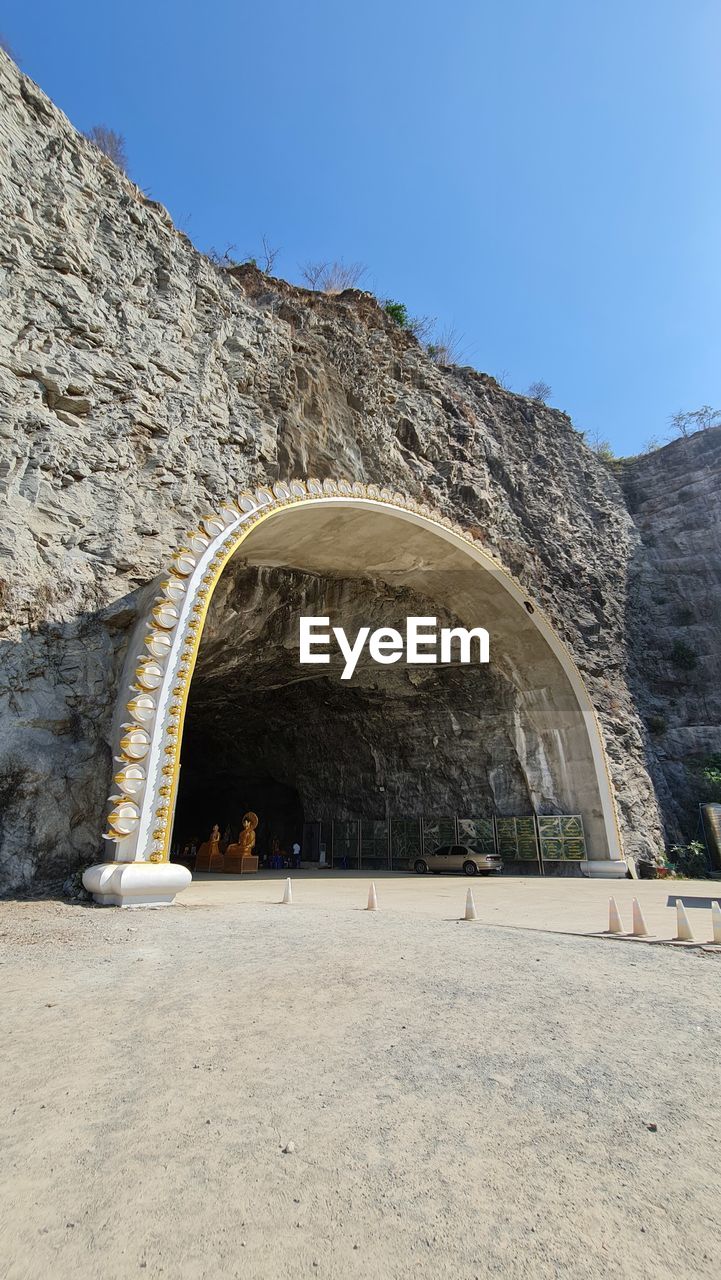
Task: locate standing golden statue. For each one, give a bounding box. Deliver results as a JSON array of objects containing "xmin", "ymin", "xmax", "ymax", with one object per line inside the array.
[{"xmin": 225, "ymin": 812, "xmax": 259, "ymax": 874}]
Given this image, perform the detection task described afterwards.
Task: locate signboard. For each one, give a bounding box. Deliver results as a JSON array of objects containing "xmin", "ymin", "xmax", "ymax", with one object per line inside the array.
[
  {"xmin": 307, "ymin": 813, "xmax": 588, "ymax": 873},
  {"xmin": 333, "ymin": 820, "xmax": 360, "ymax": 869},
  {"xmin": 537, "ymin": 815, "xmax": 586, "ymax": 861},
  {"xmin": 422, "ymin": 817, "xmax": 456, "ymax": 856},
  {"xmin": 495, "ymin": 816, "xmax": 540, "ymax": 862},
  {"xmin": 457, "ymin": 817, "xmax": 496, "ymax": 856},
  {"xmin": 360, "ymin": 819, "xmax": 390, "ymax": 869},
  {"xmin": 390, "ymin": 819, "xmax": 422, "ymax": 870}
]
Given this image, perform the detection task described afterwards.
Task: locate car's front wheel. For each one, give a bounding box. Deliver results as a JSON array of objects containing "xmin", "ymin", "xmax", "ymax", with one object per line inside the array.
[
  {"xmin": 414, "ymin": 859, "xmax": 428, "ymax": 874},
  {"xmin": 463, "ymin": 860, "xmax": 478, "ymax": 876}
]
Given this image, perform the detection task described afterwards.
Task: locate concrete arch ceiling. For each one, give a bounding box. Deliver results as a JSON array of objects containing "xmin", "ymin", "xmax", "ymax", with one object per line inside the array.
[{"xmin": 84, "ymin": 478, "xmax": 623, "ymax": 906}]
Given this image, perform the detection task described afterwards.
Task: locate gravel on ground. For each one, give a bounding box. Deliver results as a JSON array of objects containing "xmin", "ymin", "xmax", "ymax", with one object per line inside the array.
[{"xmin": 1, "ymin": 895, "xmax": 719, "ymax": 1279}]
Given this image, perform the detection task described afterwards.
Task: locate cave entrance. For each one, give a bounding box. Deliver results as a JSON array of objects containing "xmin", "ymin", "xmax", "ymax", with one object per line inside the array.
[
  {"xmin": 92, "ymin": 481, "xmax": 624, "ymax": 906},
  {"xmin": 169, "ymin": 559, "xmax": 544, "ymax": 873}
]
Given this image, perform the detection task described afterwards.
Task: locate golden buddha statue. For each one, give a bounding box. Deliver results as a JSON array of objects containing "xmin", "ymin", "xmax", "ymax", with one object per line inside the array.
[
  {"xmin": 225, "ymin": 812, "xmax": 259, "ymax": 874},
  {"xmin": 239, "ymin": 813, "xmax": 257, "ymax": 856},
  {"xmin": 196, "ymin": 822, "xmax": 224, "ymax": 872}
]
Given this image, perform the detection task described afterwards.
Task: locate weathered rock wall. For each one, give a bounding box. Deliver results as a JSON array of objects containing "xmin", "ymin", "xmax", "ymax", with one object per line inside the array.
[
  {"xmin": 0, "ymin": 50, "xmax": 717, "ymax": 889},
  {"xmin": 183, "ymin": 564, "xmax": 563, "ymax": 830},
  {"xmin": 622, "ymin": 428, "xmax": 721, "ymax": 836}
]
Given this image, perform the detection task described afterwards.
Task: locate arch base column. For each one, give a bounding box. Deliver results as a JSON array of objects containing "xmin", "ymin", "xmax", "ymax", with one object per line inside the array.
[
  {"xmin": 83, "ymin": 861, "xmax": 192, "ymax": 907},
  {"xmin": 579, "ymin": 859, "xmax": 628, "ymax": 879}
]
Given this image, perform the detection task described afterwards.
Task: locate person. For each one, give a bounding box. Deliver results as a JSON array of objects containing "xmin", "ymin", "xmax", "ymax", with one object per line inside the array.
[{"xmin": 292, "ymin": 841, "xmax": 301, "ymax": 868}]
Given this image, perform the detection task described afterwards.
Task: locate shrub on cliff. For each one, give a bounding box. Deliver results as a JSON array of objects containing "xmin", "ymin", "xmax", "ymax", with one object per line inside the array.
[
  {"xmin": 668, "ymin": 840, "xmax": 708, "ymax": 878},
  {"xmin": 383, "ymin": 300, "xmax": 436, "ymax": 348},
  {"xmin": 302, "ymin": 261, "xmax": 367, "ymax": 293},
  {"xmin": 84, "ymin": 125, "xmax": 128, "ymax": 174},
  {"xmin": 670, "ymin": 639, "xmax": 698, "ymax": 671},
  {"xmin": 701, "ymin": 754, "xmax": 721, "ymax": 801}
]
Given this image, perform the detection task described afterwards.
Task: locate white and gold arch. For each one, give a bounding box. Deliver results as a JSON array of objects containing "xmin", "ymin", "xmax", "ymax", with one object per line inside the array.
[{"xmin": 83, "ymin": 477, "xmax": 625, "ymax": 906}]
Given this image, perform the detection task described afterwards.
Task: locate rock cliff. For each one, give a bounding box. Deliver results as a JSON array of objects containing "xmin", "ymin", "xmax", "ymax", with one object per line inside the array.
[
  {"xmin": 622, "ymin": 429, "xmax": 721, "ymax": 835},
  {"xmin": 0, "ymin": 50, "xmax": 718, "ymax": 889}
]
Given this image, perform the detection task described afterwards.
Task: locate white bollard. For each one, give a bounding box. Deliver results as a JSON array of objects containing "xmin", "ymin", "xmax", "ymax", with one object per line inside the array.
[
  {"xmin": 675, "ymin": 898, "xmax": 693, "ymax": 942},
  {"xmin": 281, "ymin": 878, "xmax": 292, "ymax": 905},
  {"xmin": 631, "ymin": 898, "xmax": 648, "ymax": 937},
  {"xmin": 608, "ymin": 897, "xmax": 624, "ymax": 934},
  {"xmin": 711, "ymin": 901, "xmax": 721, "ymax": 945},
  {"xmin": 367, "ymin": 882, "xmax": 378, "ymax": 911},
  {"xmin": 464, "ymin": 888, "xmax": 477, "ymax": 921}
]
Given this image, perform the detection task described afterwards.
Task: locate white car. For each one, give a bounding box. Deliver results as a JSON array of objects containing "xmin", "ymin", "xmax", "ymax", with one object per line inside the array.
[{"xmin": 414, "ymin": 844, "xmax": 503, "ymax": 876}]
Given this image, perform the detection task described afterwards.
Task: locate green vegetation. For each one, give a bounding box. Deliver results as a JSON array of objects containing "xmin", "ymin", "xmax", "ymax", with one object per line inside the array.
[
  {"xmin": 701, "ymin": 754, "xmax": 721, "ymax": 801},
  {"xmin": 383, "ymin": 299, "xmax": 432, "ymax": 340},
  {"xmin": 668, "ymin": 840, "xmax": 708, "ymax": 879},
  {"xmin": 383, "ymin": 301, "xmax": 462, "ymax": 363},
  {"xmin": 646, "ymin": 714, "xmax": 667, "ymax": 737},
  {"xmin": 592, "ymin": 440, "xmax": 616, "ymax": 463},
  {"xmin": 670, "ymin": 639, "xmax": 698, "ymax": 671},
  {"xmin": 384, "ymin": 299, "xmax": 411, "ymax": 328}
]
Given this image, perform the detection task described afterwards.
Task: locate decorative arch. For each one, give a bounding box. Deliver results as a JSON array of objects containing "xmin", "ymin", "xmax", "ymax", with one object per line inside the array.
[{"xmin": 83, "ymin": 477, "xmax": 625, "ymax": 906}]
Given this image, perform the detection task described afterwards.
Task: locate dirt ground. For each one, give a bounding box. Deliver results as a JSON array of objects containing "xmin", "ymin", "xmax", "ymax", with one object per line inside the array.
[{"xmin": 1, "ymin": 885, "xmax": 720, "ymax": 1279}]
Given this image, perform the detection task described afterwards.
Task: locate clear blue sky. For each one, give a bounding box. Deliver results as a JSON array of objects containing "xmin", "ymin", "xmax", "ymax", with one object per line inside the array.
[{"xmin": 4, "ymin": 1, "xmax": 720, "ymax": 455}]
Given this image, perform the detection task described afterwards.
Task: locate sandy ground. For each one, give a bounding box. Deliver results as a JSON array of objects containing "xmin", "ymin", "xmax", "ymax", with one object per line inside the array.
[
  {"xmin": 1, "ymin": 880, "xmax": 720, "ymax": 1280},
  {"xmin": 187, "ymin": 870, "xmax": 721, "ymax": 943}
]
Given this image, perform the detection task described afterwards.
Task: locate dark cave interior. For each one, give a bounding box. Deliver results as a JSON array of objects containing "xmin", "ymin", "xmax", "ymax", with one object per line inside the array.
[{"xmin": 171, "ymin": 561, "xmax": 560, "ymax": 860}]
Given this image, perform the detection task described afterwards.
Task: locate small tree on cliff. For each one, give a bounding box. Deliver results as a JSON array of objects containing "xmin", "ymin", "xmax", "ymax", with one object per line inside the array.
[
  {"xmin": 527, "ymin": 380, "xmax": 552, "ymax": 403},
  {"xmin": 585, "ymin": 428, "xmax": 616, "ymax": 462},
  {"xmin": 84, "ymin": 125, "xmax": 128, "ymax": 174},
  {"xmin": 254, "ymin": 235, "xmax": 280, "ymax": 274},
  {"xmin": 668, "ymin": 406, "xmax": 721, "ymax": 438}
]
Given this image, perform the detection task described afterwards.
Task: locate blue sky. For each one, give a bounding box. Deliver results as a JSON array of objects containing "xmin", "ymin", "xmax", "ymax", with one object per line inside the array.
[{"xmin": 4, "ymin": 1, "xmax": 720, "ymax": 455}]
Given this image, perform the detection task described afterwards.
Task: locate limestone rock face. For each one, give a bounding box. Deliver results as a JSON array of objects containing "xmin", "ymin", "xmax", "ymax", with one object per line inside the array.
[
  {"xmin": 0, "ymin": 50, "xmax": 718, "ymax": 889},
  {"xmin": 621, "ymin": 429, "xmax": 721, "ymax": 831}
]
